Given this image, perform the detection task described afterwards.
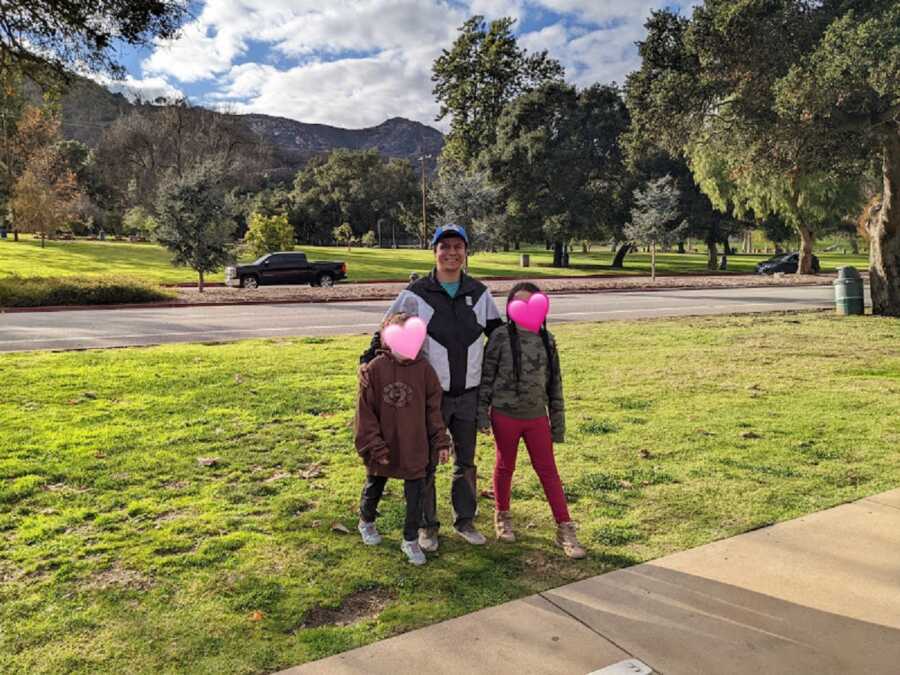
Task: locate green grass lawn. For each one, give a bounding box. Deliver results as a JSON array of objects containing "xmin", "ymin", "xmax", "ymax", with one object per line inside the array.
[
  {"xmin": 0, "ymin": 237, "xmax": 870, "ymax": 284},
  {"xmin": 2, "ymin": 313, "xmax": 899, "ymax": 674}
]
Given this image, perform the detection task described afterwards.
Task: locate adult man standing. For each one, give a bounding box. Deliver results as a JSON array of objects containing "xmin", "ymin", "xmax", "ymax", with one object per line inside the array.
[{"xmin": 361, "ymin": 224, "xmax": 502, "ymax": 549}]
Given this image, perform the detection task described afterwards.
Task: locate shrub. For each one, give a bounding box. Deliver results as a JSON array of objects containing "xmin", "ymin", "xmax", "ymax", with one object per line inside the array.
[
  {"xmin": 0, "ymin": 275, "xmax": 175, "ymax": 307},
  {"xmin": 244, "ymin": 212, "xmax": 294, "ymax": 258},
  {"xmin": 360, "ymin": 230, "xmax": 377, "ymax": 247}
]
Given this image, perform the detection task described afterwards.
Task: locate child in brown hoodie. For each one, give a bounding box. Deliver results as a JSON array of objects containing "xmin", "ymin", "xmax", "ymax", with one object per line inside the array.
[{"xmin": 355, "ymin": 313, "xmax": 452, "ymax": 565}]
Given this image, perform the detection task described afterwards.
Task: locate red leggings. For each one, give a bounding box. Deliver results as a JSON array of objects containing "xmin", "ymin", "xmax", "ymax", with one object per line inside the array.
[{"xmin": 491, "ymin": 409, "xmax": 571, "ymax": 524}]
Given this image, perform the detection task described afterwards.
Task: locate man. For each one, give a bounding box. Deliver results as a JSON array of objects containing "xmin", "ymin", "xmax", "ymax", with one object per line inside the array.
[{"xmin": 361, "ymin": 224, "xmax": 502, "ymax": 549}]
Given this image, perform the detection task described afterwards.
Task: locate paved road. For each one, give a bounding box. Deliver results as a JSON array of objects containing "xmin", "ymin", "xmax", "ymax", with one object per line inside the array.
[{"xmin": 0, "ymin": 285, "xmax": 860, "ymax": 353}]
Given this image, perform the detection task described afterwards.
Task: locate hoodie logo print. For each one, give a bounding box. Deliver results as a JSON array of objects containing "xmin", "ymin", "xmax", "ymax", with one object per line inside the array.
[{"xmin": 383, "ymin": 381, "xmax": 413, "ymax": 407}]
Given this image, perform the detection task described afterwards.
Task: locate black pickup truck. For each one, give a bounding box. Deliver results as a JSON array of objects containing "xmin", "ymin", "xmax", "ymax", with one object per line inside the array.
[{"xmin": 225, "ymin": 252, "xmax": 347, "ymax": 288}]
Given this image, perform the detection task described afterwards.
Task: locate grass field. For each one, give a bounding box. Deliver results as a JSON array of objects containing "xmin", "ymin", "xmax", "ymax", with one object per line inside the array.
[
  {"xmin": 0, "ymin": 238, "xmax": 870, "ymax": 284},
  {"xmin": 2, "ymin": 313, "xmax": 899, "ymax": 673}
]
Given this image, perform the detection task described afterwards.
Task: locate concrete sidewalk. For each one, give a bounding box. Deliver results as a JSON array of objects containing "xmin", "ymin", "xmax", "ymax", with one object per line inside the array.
[{"xmin": 281, "ymin": 489, "xmax": 900, "ymax": 675}]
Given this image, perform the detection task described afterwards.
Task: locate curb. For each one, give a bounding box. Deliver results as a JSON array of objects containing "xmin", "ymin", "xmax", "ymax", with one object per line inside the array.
[{"xmin": 0, "ymin": 279, "xmax": 843, "ymax": 314}]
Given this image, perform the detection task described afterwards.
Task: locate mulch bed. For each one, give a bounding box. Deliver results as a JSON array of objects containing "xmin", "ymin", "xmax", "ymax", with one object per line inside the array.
[{"xmin": 174, "ymin": 272, "xmax": 844, "ymax": 305}]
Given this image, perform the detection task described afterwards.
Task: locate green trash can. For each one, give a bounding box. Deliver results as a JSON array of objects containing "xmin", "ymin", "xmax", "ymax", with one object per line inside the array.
[{"xmin": 833, "ymin": 266, "xmax": 864, "ymax": 315}]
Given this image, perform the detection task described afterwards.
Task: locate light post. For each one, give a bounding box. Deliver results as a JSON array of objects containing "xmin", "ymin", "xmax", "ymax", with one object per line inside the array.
[{"xmin": 419, "ymin": 154, "xmax": 432, "ymax": 248}]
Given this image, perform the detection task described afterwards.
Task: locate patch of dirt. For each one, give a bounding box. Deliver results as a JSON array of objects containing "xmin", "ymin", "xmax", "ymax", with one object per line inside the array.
[
  {"xmin": 83, "ymin": 565, "xmax": 154, "ymax": 592},
  {"xmin": 301, "ymin": 588, "xmax": 395, "ymax": 629},
  {"xmin": 522, "ymin": 550, "xmax": 587, "ymax": 586}
]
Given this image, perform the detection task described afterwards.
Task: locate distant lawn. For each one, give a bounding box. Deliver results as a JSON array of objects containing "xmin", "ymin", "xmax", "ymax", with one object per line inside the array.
[
  {"xmin": 2, "ymin": 313, "xmax": 899, "ymax": 674},
  {"xmin": 0, "ymin": 237, "xmax": 870, "ymax": 284}
]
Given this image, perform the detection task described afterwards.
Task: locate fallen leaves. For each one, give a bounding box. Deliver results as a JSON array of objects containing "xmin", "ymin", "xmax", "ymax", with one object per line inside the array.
[
  {"xmin": 299, "ymin": 462, "xmax": 324, "ymax": 480},
  {"xmin": 331, "ymin": 522, "xmax": 350, "ymax": 534},
  {"xmin": 196, "ymin": 457, "xmax": 220, "ymax": 467}
]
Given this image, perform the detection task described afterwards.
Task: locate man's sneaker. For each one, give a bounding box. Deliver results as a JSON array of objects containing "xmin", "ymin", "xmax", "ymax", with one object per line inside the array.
[
  {"xmin": 556, "ymin": 521, "xmax": 586, "ymax": 559},
  {"xmin": 358, "ymin": 520, "xmax": 382, "ymax": 546},
  {"xmin": 400, "ymin": 539, "xmax": 427, "ymax": 565},
  {"xmin": 418, "ymin": 527, "xmax": 439, "ymax": 552},
  {"xmin": 494, "ymin": 510, "xmax": 515, "ymax": 542},
  {"xmin": 454, "ymin": 523, "xmax": 487, "ymax": 545}
]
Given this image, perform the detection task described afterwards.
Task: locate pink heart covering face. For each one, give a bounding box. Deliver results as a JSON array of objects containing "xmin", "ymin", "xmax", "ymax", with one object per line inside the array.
[
  {"xmin": 382, "ymin": 317, "xmax": 427, "ymax": 359},
  {"xmin": 507, "ymin": 293, "xmax": 549, "ymax": 332}
]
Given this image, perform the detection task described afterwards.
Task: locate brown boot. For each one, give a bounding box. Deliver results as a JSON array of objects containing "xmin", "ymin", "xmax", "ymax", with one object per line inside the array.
[
  {"xmin": 556, "ymin": 521, "xmax": 586, "ymax": 559},
  {"xmin": 494, "ymin": 510, "xmax": 515, "ymax": 542}
]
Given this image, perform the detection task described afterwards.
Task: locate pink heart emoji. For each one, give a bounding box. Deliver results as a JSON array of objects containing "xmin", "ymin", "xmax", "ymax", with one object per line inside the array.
[
  {"xmin": 382, "ymin": 317, "xmax": 427, "ymax": 359},
  {"xmin": 507, "ymin": 293, "xmax": 549, "ymax": 332}
]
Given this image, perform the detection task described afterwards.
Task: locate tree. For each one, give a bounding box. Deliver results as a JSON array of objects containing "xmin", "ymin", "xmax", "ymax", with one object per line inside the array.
[
  {"xmin": 9, "ymin": 106, "xmax": 85, "ymax": 246},
  {"xmin": 155, "ymin": 165, "xmax": 235, "ymax": 292},
  {"xmin": 1, "ymin": 1, "xmax": 187, "ymax": 82},
  {"xmin": 96, "ymin": 101, "xmax": 270, "ymax": 214},
  {"xmin": 432, "ymin": 16, "xmax": 564, "ymax": 168},
  {"xmin": 486, "ymin": 82, "xmax": 629, "ymax": 266},
  {"xmin": 626, "ymin": 2, "xmax": 900, "ymax": 313},
  {"xmin": 360, "ymin": 231, "xmax": 377, "ymax": 248},
  {"xmin": 430, "ymin": 163, "xmax": 500, "ymax": 250},
  {"xmin": 122, "ymin": 206, "xmax": 158, "ymax": 239},
  {"xmin": 291, "ymin": 149, "xmax": 418, "ymax": 244},
  {"xmin": 11, "ymin": 153, "xmax": 83, "ymax": 247},
  {"xmin": 244, "ymin": 212, "xmax": 294, "ymax": 259},
  {"xmin": 624, "ymin": 175, "xmax": 687, "ymax": 280},
  {"xmin": 332, "ymin": 223, "xmax": 355, "ymax": 251}
]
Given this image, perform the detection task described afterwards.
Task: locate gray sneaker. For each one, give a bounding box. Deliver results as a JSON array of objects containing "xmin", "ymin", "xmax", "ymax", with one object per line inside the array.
[
  {"xmin": 454, "ymin": 523, "xmax": 487, "ymax": 545},
  {"xmin": 418, "ymin": 527, "xmax": 439, "ymax": 553},
  {"xmin": 358, "ymin": 520, "xmax": 382, "ymax": 546},
  {"xmin": 400, "ymin": 539, "xmax": 427, "ymax": 565}
]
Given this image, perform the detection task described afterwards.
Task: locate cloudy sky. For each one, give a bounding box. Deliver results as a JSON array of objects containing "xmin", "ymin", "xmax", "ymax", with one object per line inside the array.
[{"xmin": 106, "ymin": 1, "xmax": 698, "ymax": 130}]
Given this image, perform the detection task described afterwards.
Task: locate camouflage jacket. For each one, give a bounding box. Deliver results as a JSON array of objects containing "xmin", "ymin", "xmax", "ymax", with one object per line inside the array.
[{"xmin": 477, "ymin": 324, "xmax": 565, "ymax": 442}]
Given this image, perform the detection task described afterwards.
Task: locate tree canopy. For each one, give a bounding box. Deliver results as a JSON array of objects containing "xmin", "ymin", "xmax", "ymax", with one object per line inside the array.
[
  {"xmin": 1, "ymin": 1, "xmax": 188, "ymax": 81},
  {"xmin": 432, "ymin": 16, "xmax": 564, "ymax": 168},
  {"xmin": 626, "ymin": 1, "xmax": 900, "ymax": 312}
]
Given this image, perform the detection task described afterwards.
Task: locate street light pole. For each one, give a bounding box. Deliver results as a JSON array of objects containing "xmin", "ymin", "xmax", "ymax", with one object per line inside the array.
[{"xmin": 419, "ymin": 154, "xmax": 432, "ymax": 248}]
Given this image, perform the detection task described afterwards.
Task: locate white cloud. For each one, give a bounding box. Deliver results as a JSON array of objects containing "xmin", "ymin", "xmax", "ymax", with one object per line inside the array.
[
  {"xmin": 92, "ymin": 74, "xmax": 185, "ymax": 103},
  {"xmin": 132, "ymin": 0, "xmax": 696, "ymax": 128},
  {"xmin": 213, "ymin": 47, "xmax": 443, "ymax": 129}
]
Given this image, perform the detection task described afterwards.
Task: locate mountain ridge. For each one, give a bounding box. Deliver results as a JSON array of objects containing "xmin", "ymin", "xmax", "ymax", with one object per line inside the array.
[{"xmin": 39, "ymin": 76, "xmax": 444, "ymax": 177}]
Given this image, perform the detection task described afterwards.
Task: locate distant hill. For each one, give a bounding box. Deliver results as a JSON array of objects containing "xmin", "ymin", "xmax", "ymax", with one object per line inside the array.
[{"xmin": 29, "ymin": 76, "xmax": 444, "ymax": 177}]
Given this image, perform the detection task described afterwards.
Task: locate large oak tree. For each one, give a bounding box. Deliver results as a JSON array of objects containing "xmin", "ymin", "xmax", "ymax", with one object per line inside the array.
[{"xmin": 626, "ymin": 1, "xmax": 900, "ymax": 314}]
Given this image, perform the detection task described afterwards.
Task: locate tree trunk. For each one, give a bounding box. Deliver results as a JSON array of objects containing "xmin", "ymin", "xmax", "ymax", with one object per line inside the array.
[
  {"xmin": 869, "ymin": 126, "xmax": 900, "ymax": 316},
  {"xmin": 651, "ymin": 242, "xmax": 657, "ymax": 281},
  {"xmin": 41, "ymin": 231, "xmax": 45, "ymax": 249},
  {"xmin": 706, "ymin": 240, "xmax": 718, "ymax": 270},
  {"xmin": 502, "ymin": 241, "xmax": 510, "ymax": 252},
  {"xmin": 198, "ymin": 269, "xmax": 205, "ymax": 293},
  {"xmin": 611, "ymin": 243, "xmax": 631, "ymax": 268},
  {"xmin": 514, "ymin": 239, "xmax": 520, "ymax": 250},
  {"xmin": 796, "ymin": 225, "xmax": 815, "ymax": 274},
  {"xmin": 582, "ymin": 241, "xmax": 589, "ymax": 254},
  {"xmin": 850, "ymin": 236, "xmax": 859, "ymax": 254},
  {"xmin": 13, "ymin": 229, "xmax": 18, "ymax": 242},
  {"xmin": 552, "ymin": 240, "xmax": 565, "ymax": 267},
  {"xmin": 677, "ymin": 241, "xmax": 685, "ymax": 254},
  {"xmin": 545, "ymin": 240, "xmax": 552, "ymax": 250}
]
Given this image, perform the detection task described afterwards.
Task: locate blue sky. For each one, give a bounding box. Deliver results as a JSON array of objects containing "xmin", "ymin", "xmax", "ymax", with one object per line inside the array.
[{"xmin": 99, "ymin": 1, "xmax": 698, "ymax": 130}]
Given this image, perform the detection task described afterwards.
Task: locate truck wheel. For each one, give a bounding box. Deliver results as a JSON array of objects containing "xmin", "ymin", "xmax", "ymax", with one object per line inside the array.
[
  {"xmin": 241, "ymin": 275, "xmax": 259, "ymax": 289},
  {"xmin": 317, "ymin": 273, "xmax": 334, "ymax": 288}
]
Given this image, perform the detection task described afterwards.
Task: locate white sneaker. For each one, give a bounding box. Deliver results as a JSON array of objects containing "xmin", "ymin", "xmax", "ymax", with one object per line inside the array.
[
  {"xmin": 400, "ymin": 539, "xmax": 427, "ymax": 565},
  {"xmin": 418, "ymin": 527, "xmax": 439, "ymax": 552},
  {"xmin": 358, "ymin": 520, "xmax": 382, "ymax": 546},
  {"xmin": 454, "ymin": 523, "xmax": 487, "ymax": 545}
]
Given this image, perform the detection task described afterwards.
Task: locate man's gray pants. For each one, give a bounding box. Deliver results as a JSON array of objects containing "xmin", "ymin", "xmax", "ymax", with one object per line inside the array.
[{"xmin": 421, "ymin": 388, "xmax": 478, "ymax": 531}]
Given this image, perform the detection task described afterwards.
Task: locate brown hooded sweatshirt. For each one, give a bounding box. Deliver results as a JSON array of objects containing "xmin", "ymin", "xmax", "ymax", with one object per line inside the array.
[{"xmin": 354, "ymin": 350, "xmax": 451, "ymax": 480}]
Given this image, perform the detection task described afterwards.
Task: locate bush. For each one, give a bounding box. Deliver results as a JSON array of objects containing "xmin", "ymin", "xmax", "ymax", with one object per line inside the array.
[
  {"xmin": 244, "ymin": 212, "xmax": 294, "ymax": 258},
  {"xmin": 0, "ymin": 275, "xmax": 175, "ymax": 308},
  {"xmin": 360, "ymin": 230, "xmax": 377, "ymax": 247}
]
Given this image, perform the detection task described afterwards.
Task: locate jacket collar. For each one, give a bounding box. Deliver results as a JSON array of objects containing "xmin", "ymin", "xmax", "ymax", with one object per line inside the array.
[{"xmin": 427, "ymin": 268, "xmax": 478, "ymax": 296}]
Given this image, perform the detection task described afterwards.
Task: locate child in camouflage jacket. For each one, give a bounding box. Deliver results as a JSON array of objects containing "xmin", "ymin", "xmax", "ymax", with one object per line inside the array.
[{"xmin": 477, "ymin": 282, "xmax": 586, "ymax": 559}]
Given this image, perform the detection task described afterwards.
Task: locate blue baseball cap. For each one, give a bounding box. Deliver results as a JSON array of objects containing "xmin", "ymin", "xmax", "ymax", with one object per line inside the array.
[{"xmin": 431, "ymin": 223, "xmax": 469, "ymax": 247}]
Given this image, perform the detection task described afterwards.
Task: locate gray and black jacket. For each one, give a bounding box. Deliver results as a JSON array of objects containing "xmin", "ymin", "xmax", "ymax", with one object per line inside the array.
[{"xmin": 361, "ymin": 269, "xmax": 503, "ymax": 397}]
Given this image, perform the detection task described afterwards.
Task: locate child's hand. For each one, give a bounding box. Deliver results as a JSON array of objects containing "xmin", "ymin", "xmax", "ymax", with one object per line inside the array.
[
  {"xmin": 479, "ymin": 425, "xmax": 492, "ymax": 436},
  {"xmin": 438, "ymin": 448, "xmax": 450, "ymax": 464}
]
